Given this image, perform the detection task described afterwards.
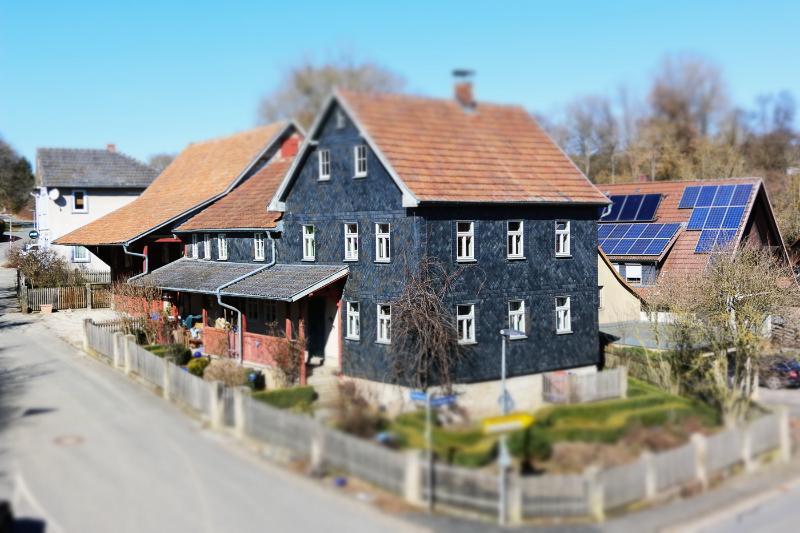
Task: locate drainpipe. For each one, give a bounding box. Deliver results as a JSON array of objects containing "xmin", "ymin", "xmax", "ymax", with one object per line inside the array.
[
  {"xmin": 214, "ymin": 235, "xmax": 277, "ymax": 364},
  {"xmin": 124, "ymin": 244, "xmax": 149, "ymax": 282}
]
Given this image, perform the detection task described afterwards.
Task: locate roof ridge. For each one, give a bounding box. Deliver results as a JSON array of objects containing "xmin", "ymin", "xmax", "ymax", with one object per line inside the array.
[
  {"xmin": 337, "ymin": 88, "xmax": 527, "ymax": 112},
  {"xmin": 185, "ymin": 121, "xmax": 287, "ymax": 148}
]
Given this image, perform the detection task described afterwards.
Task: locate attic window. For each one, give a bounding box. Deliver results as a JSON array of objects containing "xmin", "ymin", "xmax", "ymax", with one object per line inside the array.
[
  {"xmin": 354, "ymin": 145, "xmax": 367, "ymax": 178},
  {"xmin": 72, "ymin": 190, "xmax": 88, "ymax": 213},
  {"xmin": 318, "ymin": 149, "xmax": 331, "ymax": 181},
  {"xmin": 336, "ymin": 109, "xmax": 346, "ymax": 129}
]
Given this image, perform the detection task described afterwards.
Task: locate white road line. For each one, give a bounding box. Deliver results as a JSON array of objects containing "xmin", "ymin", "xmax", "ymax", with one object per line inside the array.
[{"xmin": 13, "ymin": 470, "xmax": 67, "ymax": 533}]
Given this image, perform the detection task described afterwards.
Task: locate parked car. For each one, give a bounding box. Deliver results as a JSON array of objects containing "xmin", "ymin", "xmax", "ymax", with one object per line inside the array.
[{"xmin": 760, "ymin": 356, "xmax": 800, "ymax": 390}]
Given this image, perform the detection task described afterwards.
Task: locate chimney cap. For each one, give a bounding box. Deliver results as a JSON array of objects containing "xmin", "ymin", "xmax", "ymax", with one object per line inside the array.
[
  {"xmin": 452, "ymin": 69, "xmax": 475, "ymax": 79},
  {"xmin": 106, "ymin": 143, "xmax": 116, "ymax": 153}
]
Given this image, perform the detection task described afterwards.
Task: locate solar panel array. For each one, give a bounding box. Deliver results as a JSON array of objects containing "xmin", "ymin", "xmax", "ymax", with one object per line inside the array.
[
  {"xmin": 598, "ymin": 223, "xmax": 680, "ymax": 256},
  {"xmin": 677, "ymin": 183, "xmax": 752, "ymax": 253},
  {"xmin": 600, "ymin": 194, "xmax": 661, "ymax": 222}
]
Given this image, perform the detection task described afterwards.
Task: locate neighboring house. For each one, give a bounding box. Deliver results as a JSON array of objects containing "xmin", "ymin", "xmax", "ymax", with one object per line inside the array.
[
  {"xmin": 597, "ymin": 249, "xmax": 642, "ymax": 325},
  {"xmin": 34, "ymin": 145, "xmax": 157, "ymax": 270},
  {"xmin": 598, "ymin": 178, "xmax": 788, "ymax": 298},
  {"xmin": 54, "ymin": 123, "xmax": 300, "ymax": 279},
  {"xmin": 138, "ymin": 85, "xmax": 609, "ymax": 413}
]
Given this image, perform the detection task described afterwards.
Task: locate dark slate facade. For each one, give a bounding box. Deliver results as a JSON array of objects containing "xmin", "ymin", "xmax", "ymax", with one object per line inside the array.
[
  {"xmin": 277, "ymin": 102, "xmax": 602, "ymax": 385},
  {"xmin": 181, "ymin": 231, "xmax": 276, "ymax": 265}
]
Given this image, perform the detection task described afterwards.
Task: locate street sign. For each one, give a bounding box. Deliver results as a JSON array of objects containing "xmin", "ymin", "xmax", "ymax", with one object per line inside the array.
[
  {"xmin": 430, "ymin": 395, "xmax": 456, "ymax": 408},
  {"xmin": 28, "ymin": 230, "xmax": 39, "ymax": 240},
  {"xmin": 497, "ymin": 390, "xmax": 515, "ymax": 412},
  {"xmin": 482, "ymin": 413, "xmax": 534, "ymax": 434},
  {"xmin": 409, "ymin": 390, "xmax": 428, "ymax": 403}
]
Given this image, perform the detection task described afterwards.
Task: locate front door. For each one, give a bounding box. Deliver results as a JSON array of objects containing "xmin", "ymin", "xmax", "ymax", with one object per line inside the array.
[{"xmin": 307, "ymin": 297, "xmax": 326, "ymax": 358}]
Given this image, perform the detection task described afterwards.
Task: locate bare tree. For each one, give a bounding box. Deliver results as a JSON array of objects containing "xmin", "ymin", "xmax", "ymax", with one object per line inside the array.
[
  {"xmin": 111, "ymin": 280, "xmax": 168, "ymax": 345},
  {"xmin": 258, "ymin": 51, "xmax": 404, "ymax": 129},
  {"xmin": 147, "ymin": 153, "xmax": 176, "ymax": 173}
]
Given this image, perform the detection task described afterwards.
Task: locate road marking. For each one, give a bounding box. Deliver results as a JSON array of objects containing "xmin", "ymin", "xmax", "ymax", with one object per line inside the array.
[{"xmin": 13, "ymin": 471, "xmax": 66, "ymax": 533}]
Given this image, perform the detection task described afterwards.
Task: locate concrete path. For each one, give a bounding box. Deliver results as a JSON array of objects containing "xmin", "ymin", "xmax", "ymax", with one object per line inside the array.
[{"xmin": 0, "ymin": 265, "xmax": 422, "ymax": 533}]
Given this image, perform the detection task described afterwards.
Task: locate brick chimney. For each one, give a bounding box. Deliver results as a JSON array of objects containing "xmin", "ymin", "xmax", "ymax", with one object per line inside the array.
[
  {"xmin": 280, "ymin": 135, "xmax": 300, "ymax": 158},
  {"xmin": 452, "ymin": 69, "xmax": 476, "ymax": 111},
  {"xmin": 106, "ymin": 143, "xmax": 116, "ymax": 153}
]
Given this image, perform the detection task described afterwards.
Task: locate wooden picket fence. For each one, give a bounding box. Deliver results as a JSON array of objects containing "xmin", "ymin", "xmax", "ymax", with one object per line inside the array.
[{"xmin": 20, "ymin": 284, "xmax": 112, "ymax": 312}]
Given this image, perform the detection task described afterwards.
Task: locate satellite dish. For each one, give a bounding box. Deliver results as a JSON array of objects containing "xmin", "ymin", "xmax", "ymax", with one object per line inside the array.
[{"xmin": 48, "ymin": 188, "xmax": 60, "ymax": 200}]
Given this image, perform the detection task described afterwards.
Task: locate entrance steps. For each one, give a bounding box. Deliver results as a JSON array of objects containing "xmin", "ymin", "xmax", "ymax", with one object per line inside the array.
[{"xmin": 306, "ymin": 362, "xmax": 340, "ymax": 420}]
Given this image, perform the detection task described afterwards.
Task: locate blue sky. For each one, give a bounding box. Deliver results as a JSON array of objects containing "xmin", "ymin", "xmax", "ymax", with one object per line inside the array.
[{"xmin": 1, "ymin": 0, "xmax": 797, "ymax": 164}]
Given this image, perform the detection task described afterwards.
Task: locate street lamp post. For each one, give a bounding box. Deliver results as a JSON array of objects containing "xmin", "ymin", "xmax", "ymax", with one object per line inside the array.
[{"xmin": 498, "ymin": 328, "xmax": 523, "ymax": 526}]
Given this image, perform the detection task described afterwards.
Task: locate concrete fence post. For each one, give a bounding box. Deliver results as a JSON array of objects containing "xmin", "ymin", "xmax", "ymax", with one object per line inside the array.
[
  {"xmin": 233, "ymin": 386, "xmax": 249, "ymax": 439},
  {"xmin": 208, "ymin": 381, "xmax": 224, "ymax": 429},
  {"xmin": 742, "ymin": 426, "xmax": 756, "ymax": 473},
  {"xmin": 777, "ymin": 407, "xmax": 791, "ymax": 462},
  {"xmin": 690, "ymin": 433, "xmax": 708, "ymax": 490},
  {"xmin": 82, "ymin": 318, "xmax": 92, "ymax": 351},
  {"xmin": 85, "ymin": 283, "xmax": 92, "ymax": 309},
  {"xmin": 619, "ymin": 366, "xmax": 628, "ymax": 399},
  {"xmin": 641, "ymin": 451, "xmax": 657, "ymax": 500},
  {"xmin": 507, "ymin": 471, "xmax": 523, "ymax": 525},
  {"xmin": 310, "ymin": 425, "xmax": 326, "ymax": 473},
  {"xmin": 585, "ymin": 465, "xmax": 605, "ymax": 521},
  {"xmin": 123, "ymin": 334, "xmax": 135, "ymax": 376},
  {"xmin": 163, "ymin": 357, "xmax": 174, "ymax": 400},
  {"xmin": 403, "ymin": 450, "xmax": 424, "ymax": 506},
  {"xmin": 112, "ymin": 332, "xmax": 123, "ymax": 369}
]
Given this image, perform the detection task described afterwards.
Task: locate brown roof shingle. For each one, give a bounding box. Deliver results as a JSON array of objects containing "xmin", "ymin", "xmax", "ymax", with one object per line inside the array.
[
  {"xmin": 337, "ymin": 90, "xmax": 608, "ymax": 204},
  {"xmin": 55, "ymin": 123, "xmax": 286, "ymax": 245}
]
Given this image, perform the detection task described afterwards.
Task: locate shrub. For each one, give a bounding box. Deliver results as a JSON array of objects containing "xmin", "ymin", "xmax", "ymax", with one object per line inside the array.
[
  {"xmin": 202, "ymin": 358, "xmax": 248, "ymax": 386},
  {"xmin": 333, "ymin": 381, "xmax": 385, "ymax": 437},
  {"xmin": 508, "ymin": 428, "xmax": 553, "ymax": 461},
  {"xmin": 252, "ymin": 386, "xmax": 317, "ymax": 411},
  {"xmin": 187, "ymin": 357, "xmax": 210, "ymax": 377},
  {"xmin": 165, "ymin": 343, "xmax": 192, "ymax": 366}
]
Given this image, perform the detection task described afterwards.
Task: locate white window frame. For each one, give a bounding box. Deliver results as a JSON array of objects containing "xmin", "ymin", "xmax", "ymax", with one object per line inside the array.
[
  {"xmin": 354, "ymin": 144, "xmax": 368, "ymax": 178},
  {"xmin": 302, "ymin": 225, "xmax": 316, "ymax": 261},
  {"xmin": 318, "ymin": 149, "xmax": 331, "ymax": 181},
  {"xmin": 204, "ymin": 233, "xmax": 211, "ymax": 260},
  {"xmin": 508, "ymin": 300, "xmax": 526, "ymax": 339},
  {"xmin": 346, "ymin": 301, "xmax": 360, "ymax": 340},
  {"xmin": 217, "ymin": 234, "xmax": 228, "ymax": 260},
  {"xmin": 375, "ymin": 223, "xmax": 391, "ymax": 263},
  {"xmin": 72, "ymin": 189, "xmax": 88, "ymax": 213},
  {"xmin": 456, "ymin": 303, "xmax": 476, "ymax": 344},
  {"xmin": 191, "ymin": 234, "xmax": 198, "ymax": 259},
  {"xmin": 456, "ymin": 221, "xmax": 475, "ymax": 262},
  {"xmin": 376, "ymin": 304, "xmax": 391, "ymax": 344},
  {"xmin": 72, "ymin": 245, "xmax": 90, "ymax": 263},
  {"xmin": 625, "ymin": 263, "xmax": 643, "ymax": 285},
  {"xmin": 254, "ymin": 232, "xmax": 265, "ymax": 261},
  {"xmin": 598, "ymin": 285, "xmax": 604, "ymax": 309},
  {"xmin": 507, "ymin": 220, "xmax": 524, "ymax": 259},
  {"xmin": 335, "ymin": 109, "xmax": 346, "ymax": 129},
  {"xmin": 556, "ymin": 296, "xmax": 572, "ymax": 334},
  {"xmin": 344, "ymin": 223, "xmax": 359, "ymax": 261},
  {"xmin": 555, "ymin": 220, "xmax": 571, "ymax": 257}
]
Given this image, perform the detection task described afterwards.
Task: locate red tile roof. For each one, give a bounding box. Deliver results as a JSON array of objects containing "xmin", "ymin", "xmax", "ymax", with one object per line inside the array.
[
  {"xmin": 337, "ymin": 90, "xmax": 608, "ymax": 204},
  {"xmin": 55, "ymin": 123, "xmax": 286, "ymax": 245},
  {"xmin": 600, "ymin": 177, "xmax": 762, "ymax": 278}
]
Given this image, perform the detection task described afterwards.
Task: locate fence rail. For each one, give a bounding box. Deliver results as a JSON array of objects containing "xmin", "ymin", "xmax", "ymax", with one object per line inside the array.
[
  {"xmin": 543, "ymin": 367, "xmax": 627, "ymax": 404},
  {"xmin": 82, "ymin": 320, "xmax": 790, "ymax": 523},
  {"xmin": 20, "ymin": 283, "xmax": 111, "ymax": 312}
]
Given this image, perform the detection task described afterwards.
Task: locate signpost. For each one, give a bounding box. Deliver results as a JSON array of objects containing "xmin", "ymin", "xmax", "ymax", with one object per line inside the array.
[
  {"xmin": 482, "ymin": 413, "xmax": 534, "ymax": 434},
  {"xmin": 497, "ymin": 328, "xmax": 524, "ymax": 526},
  {"xmin": 28, "ymin": 230, "xmax": 39, "ymax": 240},
  {"xmin": 410, "ymin": 390, "xmax": 457, "ymax": 512}
]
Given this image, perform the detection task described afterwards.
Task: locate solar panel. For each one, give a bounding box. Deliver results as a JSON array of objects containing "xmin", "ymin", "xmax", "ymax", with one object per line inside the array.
[
  {"xmin": 625, "ymin": 225, "xmax": 647, "ymax": 239},
  {"xmin": 636, "ymin": 194, "xmax": 661, "ymax": 221},
  {"xmin": 695, "ymin": 186, "xmax": 717, "ymax": 207},
  {"xmin": 656, "ymin": 223, "xmax": 680, "ymax": 239},
  {"xmin": 615, "ymin": 239, "xmax": 636, "ymax": 255},
  {"xmin": 703, "ymin": 207, "xmax": 726, "ymax": 229},
  {"xmin": 695, "ymin": 230, "xmax": 719, "ymax": 253},
  {"xmin": 679, "ymin": 186, "xmax": 701, "ymax": 209},
  {"xmin": 731, "ymin": 184, "xmax": 752, "ymax": 206},
  {"xmin": 598, "ymin": 222, "xmax": 680, "ymax": 256},
  {"xmin": 722, "ymin": 206, "xmax": 745, "ymax": 229},
  {"xmin": 600, "ymin": 195, "xmax": 626, "ymax": 221},
  {"xmin": 712, "ymin": 185, "xmax": 736, "ymax": 206},
  {"xmin": 602, "ymin": 239, "xmax": 620, "ymax": 254},
  {"xmin": 598, "ymin": 225, "xmax": 613, "ymax": 239},
  {"xmin": 609, "ymin": 224, "xmax": 632, "ymax": 238},
  {"xmin": 628, "ymin": 239, "xmax": 650, "ymax": 255},
  {"xmin": 640, "ymin": 224, "xmax": 662, "ymax": 238},
  {"xmin": 687, "ymin": 207, "xmax": 709, "ymax": 230},
  {"xmin": 619, "ymin": 195, "xmax": 644, "ymax": 221},
  {"xmin": 644, "ymin": 238, "xmax": 670, "ymax": 255},
  {"xmin": 717, "ymin": 230, "xmax": 737, "ymax": 248}
]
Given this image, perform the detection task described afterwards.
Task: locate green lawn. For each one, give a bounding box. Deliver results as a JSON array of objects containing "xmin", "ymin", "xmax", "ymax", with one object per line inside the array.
[{"xmin": 252, "ymin": 386, "xmax": 317, "ymax": 412}]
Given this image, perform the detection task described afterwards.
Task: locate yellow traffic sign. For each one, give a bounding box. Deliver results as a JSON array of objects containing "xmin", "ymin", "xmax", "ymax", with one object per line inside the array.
[{"xmin": 482, "ymin": 413, "xmax": 534, "ymax": 434}]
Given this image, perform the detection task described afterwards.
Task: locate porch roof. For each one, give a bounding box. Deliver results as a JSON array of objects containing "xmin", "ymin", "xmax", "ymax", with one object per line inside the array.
[
  {"xmin": 131, "ymin": 258, "xmax": 262, "ymax": 294},
  {"xmin": 222, "ymin": 264, "xmax": 349, "ymax": 301}
]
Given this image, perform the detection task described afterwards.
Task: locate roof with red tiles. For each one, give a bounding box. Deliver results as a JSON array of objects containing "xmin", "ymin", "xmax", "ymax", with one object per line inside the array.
[
  {"xmin": 599, "ymin": 177, "xmax": 765, "ymax": 278},
  {"xmin": 55, "ymin": 123, "xmax": 288, "ymax": 246}
]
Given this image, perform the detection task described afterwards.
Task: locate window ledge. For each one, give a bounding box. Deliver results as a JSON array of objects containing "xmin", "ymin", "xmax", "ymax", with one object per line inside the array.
[
  {"xmin": 318, "ymin": 177, "xmax": 330, "ymax": 182},
  {"xmin": 343, "ymin": 258, "xmax": 359, "ymax": 263},
  {"xmin": 456, "ymin": 258, "xmax": 477, "ymax": 263},
  {"xmin": 555, "ymin": 253, "xmax": 573, "ymax": 259},
  {"xmin": 375, "ymin": 339, "xmax": 391, "ymax": 346},
  {"xmin": 301, "ymin": 258, "xmax": 316, "ymax": 262},
  {"xmin": 374, "ymin": 259, "xmax": 391, "ymax": 264},
  {"xmin": 509, "ymin": 335, "xmax": 527, "ymax": 341},
  {"xmin": 507, "ymin": 256, "xmax": 526, "ymax": 261},
  {"xmin": 353, "ymin": 174, "xmax": 367, "ymax": 179},
  {"xmin": 458, "ymin": 340, "xmax": 478, "ymax": 346},
  {"xmin": 556, "ymin": 329, "xmax": 573, "ymax": 335},
  {"xmin": 345, "ymin": 336, "xmax": 360, "ymax": 342}
]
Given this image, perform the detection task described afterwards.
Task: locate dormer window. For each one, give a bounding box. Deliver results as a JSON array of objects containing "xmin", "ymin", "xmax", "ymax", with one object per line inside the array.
[
  {"xmin": 218, "ymin": 234, "xmax": 228, "ymax": 260},
  {"xmin": 254, "ymin": 233, "xmax": 265, "ymax": 261},
  {"xmin": 318, "ymin": 149, "xmax": 331, "ymax": 181},
  {"xmin": 354, "ymin": 145, "xmax": 367, "ymax": 178}
]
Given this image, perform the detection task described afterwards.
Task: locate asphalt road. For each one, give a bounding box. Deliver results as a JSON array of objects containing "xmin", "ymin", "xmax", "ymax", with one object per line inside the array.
[{"xmin": 0, "ymin": 267, "xmax": 421, "ymax": 533}]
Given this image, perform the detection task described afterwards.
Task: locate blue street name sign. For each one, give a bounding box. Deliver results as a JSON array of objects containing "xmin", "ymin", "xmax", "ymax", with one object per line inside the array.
[
  {"xmin": 409, "ymin": 390, "xmax": 428, "ymax": 403},
  {"xmin": 430, "ymin": 395, "xmax": 456, "ymax": 408}
]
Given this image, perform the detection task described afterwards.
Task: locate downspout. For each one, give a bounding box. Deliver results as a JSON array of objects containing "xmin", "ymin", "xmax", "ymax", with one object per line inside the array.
[
  {"xmin": 214, "ymin": 234, "xmax": 277, "ymax": 364},
  {"xmin": 124, "ymin": 244, "xmax": 149, "ymax": 282}
]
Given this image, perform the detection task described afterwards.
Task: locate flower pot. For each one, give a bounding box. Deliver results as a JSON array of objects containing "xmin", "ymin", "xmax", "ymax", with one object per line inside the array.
[{"xmin": 40, "ymin": 304, "xmax": 53, "ymax": 314}]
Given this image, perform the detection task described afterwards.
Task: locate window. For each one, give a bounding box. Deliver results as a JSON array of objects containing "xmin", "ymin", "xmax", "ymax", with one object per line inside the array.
[
  {"xmin": 508, "ymin": 300, "xmax": 526, "ymax": 338},
  {"xmin": 246, "ymin": 300, "xmax": 261, "ymax": 323},
  {"xmin": 346, "ymin": 302, "xmax": 360, "ymax": 340},
  {"xmin": 507, "ymin": 221, "xmax": 524, "ymax": 259},
  {"xmin": 204, "ymin": 234, "xmax": 211, "ymax": 260},
  {"xmin": 456, "ymin": 221, "xmax": 474, "ymax": 261},
  {"xmin": 318, "ymin": 149, "xmax": 331, "ymax": 181},
  {"xmin": 72, "ymin": 190, "xmax": 87, "ymax": 213},
  {"xmin": 302, "ymin": 225, "xmax": 316, "ymax": 261},
  {"xmin": 376, "ymin": 304, "xmax": 391, "ymax": 344},
  {"xmin": 456, "ymin": 304, "xmax": 476, "ymax": 344},
  {"xmin": 375, "ymin": 223, "xmax": 390, "ymax": 262},
  {"xmin": 556, "ymin": 296, "xmax": 572, "ymax": 334},
  {"xmin": 218, "ymin": 234, "xmax": 228, "ymax": 260},
  {"xmin": 625, "ymin": 263, "xmax": 642, "ymax": 285},
  {"xmin": 344, "ymin": 223, "xmax": 359, "ymax": 261},
  {"xmin": 335, "ymin": 109, "xmax": 346, "ymax": 129},
  {"xmin": 72, "ymin": 245, "xmax": 89, "ymax": 263},
  {"xmin": 254, "ymin": 233, "xmax": 265, "ymax": 261},
  {"xmin": 191, "ymin": 234, "xmax": 198, "ymax": 258},
  {"xmin": 354, "ymin": 145, "xmax": 368, "ymax": 178},
  {"xmin": 598, "ymin": 286, "xmax": 604, "ymax": 309},
  {"xmin": 612, "ymin": 262, "xmax": 620, "ymax": 274},
  {"xmin": 555, "ymin": 221, "xmax": 571, "ymax": 257}
]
